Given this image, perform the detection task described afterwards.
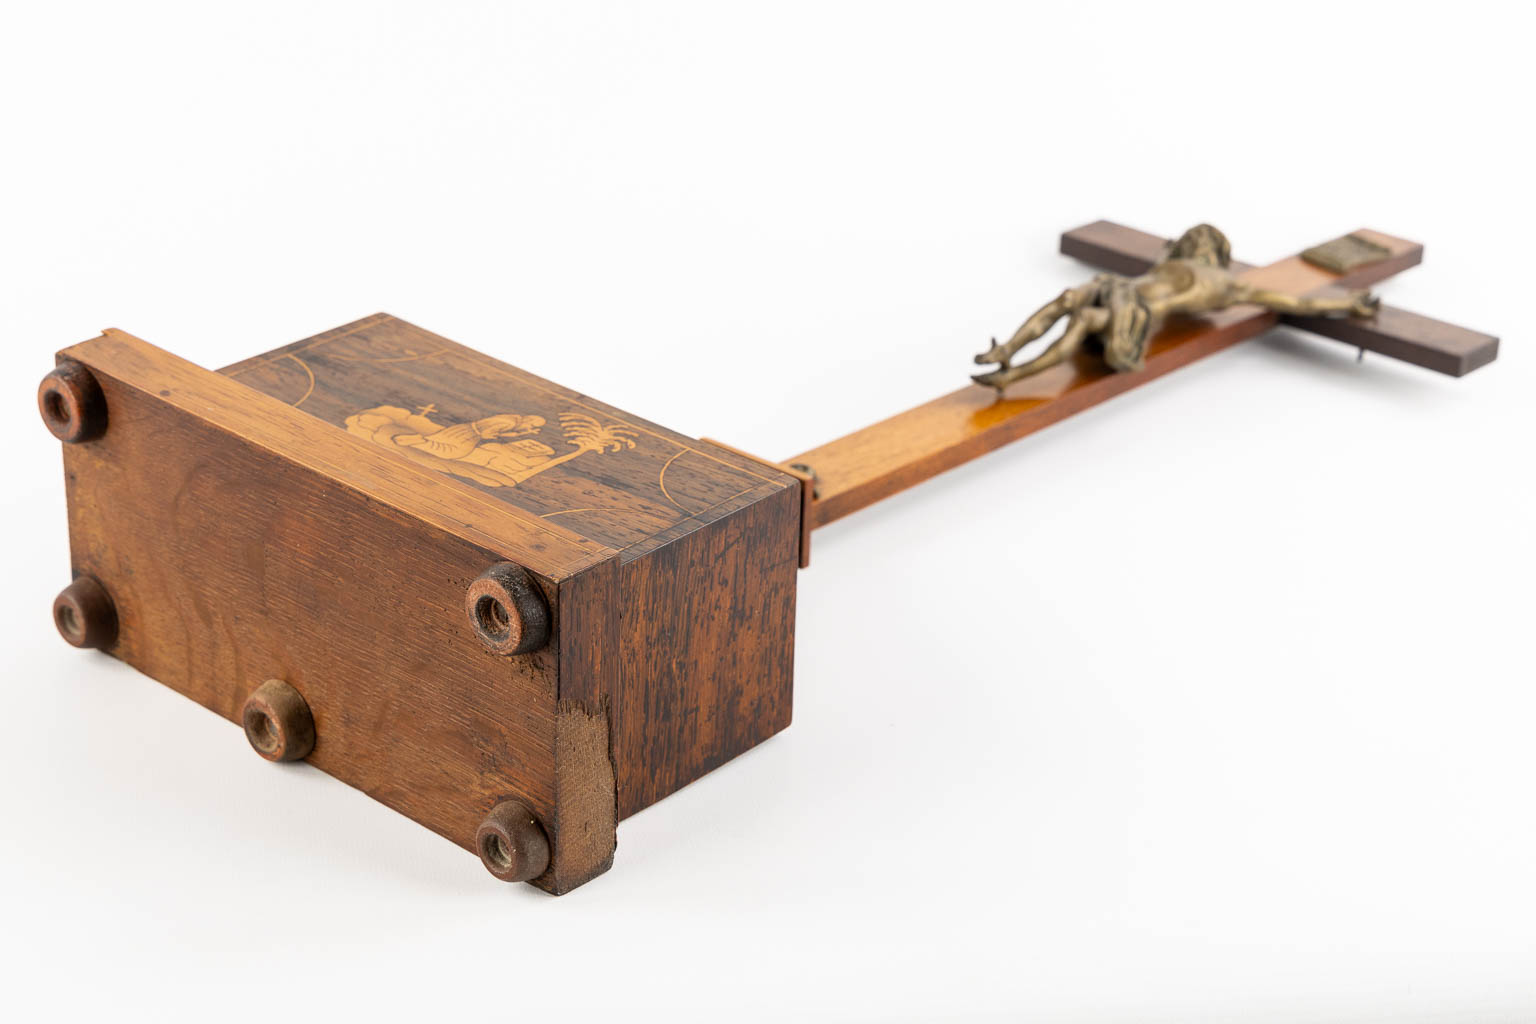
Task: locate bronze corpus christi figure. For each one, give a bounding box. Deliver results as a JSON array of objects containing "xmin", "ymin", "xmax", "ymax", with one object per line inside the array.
[{"xmin": 973, "ymin": 224, "xmax": 1380, "ymax": 390}]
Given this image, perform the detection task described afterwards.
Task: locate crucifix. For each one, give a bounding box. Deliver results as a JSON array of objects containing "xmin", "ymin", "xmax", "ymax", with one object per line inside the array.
[
  {"xmin": 780, "ymin": 222, "xmax": 1495, "ymax": 549},
  {"xmin": 36, "ymin": 220, "xmax": 1498, "ymax": 893}
]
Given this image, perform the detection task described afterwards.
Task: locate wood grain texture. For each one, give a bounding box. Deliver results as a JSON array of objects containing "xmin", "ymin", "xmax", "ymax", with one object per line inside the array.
[
  {"xmin": 615, "ymin": 477, "xmax": 799, "ymax": 818},
  {"xmin": 1285, "ymin": 304, "xmax": 1499, "ymax": 377},
  {"xmin": 73, "ymin": 329, "xmax": 613, "ymax": 581},
  {"xmin": 701, "ymin": 437, "xmax": 815, "ymax": 568},
  {"xmin": 227, "ymin": 315, "xmax": 802, "ymax": 836},
  {"xmin": 225, "ymin": 313, "xmax": 804, "ymax": 824},
  {"xmin": 787, "ymin": 226, "xmax": 1426, "ymax": 528},
  {"xmin": 57, "ymin": 333, "xmax": 588, "ymax": 885},
  {"xmin": 1057, "ymin": 219, "xmax": 1187, "ymax": 276},
  {"xmin": 55, "ymin": 320, "xmax": 802, "ymax": 891},
  {"xmin": 221, "ymin": 314, "xmax": 784, "ymax": 559},
  {"xmin": 553, "ymin": 697, "xmax": 618, "ymax": 890},
  {"xmin": 551, "ymin": 558, "xmax": 621, "ymax": 891}
]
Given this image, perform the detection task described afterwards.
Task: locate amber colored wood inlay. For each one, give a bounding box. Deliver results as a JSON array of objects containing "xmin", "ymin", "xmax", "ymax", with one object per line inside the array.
[
  {"xmin": 67, "ymin": 329, "xmax": 613, "ymax": 580},
  {"xmin": 221, "ymin": 314, "xmax": 788, "ymax": 560}
]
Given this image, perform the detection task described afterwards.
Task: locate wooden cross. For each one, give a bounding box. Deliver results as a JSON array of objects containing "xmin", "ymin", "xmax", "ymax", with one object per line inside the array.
[
  {"xmin": 36, "ymin": 221, "xmax": 1498, "ymax": 893},
  {"xmin": 778, "ymin": 221, "xmax": 1498, "ymax": 560}
]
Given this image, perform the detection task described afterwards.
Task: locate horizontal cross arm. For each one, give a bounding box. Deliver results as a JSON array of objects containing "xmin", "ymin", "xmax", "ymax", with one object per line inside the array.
[{"xmin": 1062, "ymin": 221, "xmax": 1498, "ymax": 377}]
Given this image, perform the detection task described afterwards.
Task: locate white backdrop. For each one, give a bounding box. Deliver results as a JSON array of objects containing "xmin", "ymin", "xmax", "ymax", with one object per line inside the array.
[{"xmin": 2, "ymin": 2, "xmax": 1531, "ymax": 1021}]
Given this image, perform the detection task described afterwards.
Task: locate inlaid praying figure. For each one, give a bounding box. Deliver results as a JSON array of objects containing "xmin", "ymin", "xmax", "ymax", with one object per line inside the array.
[{"xmin": 972, "ymin": 224, "xmax": 1381, "ymax": 390}]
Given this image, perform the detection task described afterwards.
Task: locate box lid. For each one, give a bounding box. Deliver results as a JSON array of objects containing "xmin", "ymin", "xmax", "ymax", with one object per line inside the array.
[{"xmin": 220, "ymin": 314, "xmax": 792, "ymax": 563}]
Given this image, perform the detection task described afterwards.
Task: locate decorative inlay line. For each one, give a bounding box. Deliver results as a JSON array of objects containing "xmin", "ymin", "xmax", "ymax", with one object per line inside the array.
[
  {"xmin": 285, "ymin": 354, "xmax": 316, "ymax": 408},
  {"xmin": 657, "ymin": 449, "xmax": 697, "ymax": 514}
]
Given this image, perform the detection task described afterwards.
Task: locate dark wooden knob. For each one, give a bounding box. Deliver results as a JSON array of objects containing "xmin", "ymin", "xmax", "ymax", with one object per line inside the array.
[
  {"xmin": 476, "ymin": 799, "xmax": 550, "ymax": 883},
  {"xmin": 53, "ymin": 576, "xmax": 118, "ymax": 650},
  {"xmin": 38, "ymin": 361, "xmax": 107, "ymax": 443},
  {"xmin": 241, "ymin": 679, "xmax": 316, "ymax": 762},
  {"xmin": 465, "ymin": 562, "xmax": 549, "ymax": 655}
]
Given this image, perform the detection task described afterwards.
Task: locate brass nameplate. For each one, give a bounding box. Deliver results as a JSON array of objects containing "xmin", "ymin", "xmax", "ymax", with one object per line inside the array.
[{"xmin": 1302, "ymin": 233, "xmax": 1392, "ymax": 274}]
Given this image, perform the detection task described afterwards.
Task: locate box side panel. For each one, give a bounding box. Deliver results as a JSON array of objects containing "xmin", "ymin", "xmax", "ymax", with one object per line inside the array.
[
  {"xmin": 616, "ymin": 482, "xmax": 799, "ymax": 818},
  {"xmin": 61, "ymin": 362, "xmax": 561, "ymax": 857}
]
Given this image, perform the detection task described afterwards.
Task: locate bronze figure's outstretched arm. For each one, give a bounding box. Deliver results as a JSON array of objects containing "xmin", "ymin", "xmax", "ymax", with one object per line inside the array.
[{"xmin": 1234, "ymin": 285, "xmax": 1380, "ymax": 319}]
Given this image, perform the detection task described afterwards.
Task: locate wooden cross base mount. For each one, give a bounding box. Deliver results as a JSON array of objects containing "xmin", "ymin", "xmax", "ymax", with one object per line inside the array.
[{"xmin": 38, "ymin": 221, "xmax": 1496, "ymax": 893}]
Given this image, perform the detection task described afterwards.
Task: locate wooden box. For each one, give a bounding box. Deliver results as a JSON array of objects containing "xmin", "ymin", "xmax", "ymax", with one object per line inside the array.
[{"xmin": 42, "ymin": 314, "xmax": 802, "ymax": 893}]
